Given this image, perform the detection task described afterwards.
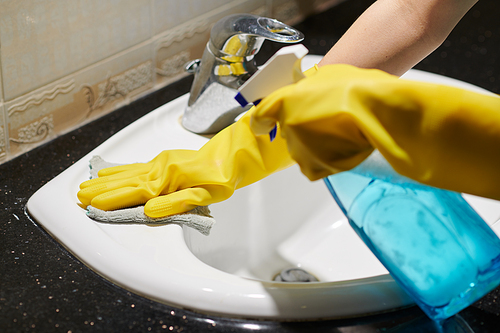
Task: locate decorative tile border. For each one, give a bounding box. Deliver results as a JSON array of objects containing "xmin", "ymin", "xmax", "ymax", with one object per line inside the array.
[
  {"xmin": 156, "ymin": 50, "xmax": 191, "ymax": 78},
  {"xmin": 7, "ymin": 80, "xmax": 76, "ymax": 117},
  {"xmin": 9, "ymin": 114, "xmax": 54, "ymax": 144},
  {"xmin": 81, "ymin": 61, "xmax": 153, "ymax": 118},
  {"xmin": 155, "ymin": 19, "xmax": 210, "ymax": 52},
  {"xmin": 0, "ymin": 126, "xmax": 6, "ymax": 159}
]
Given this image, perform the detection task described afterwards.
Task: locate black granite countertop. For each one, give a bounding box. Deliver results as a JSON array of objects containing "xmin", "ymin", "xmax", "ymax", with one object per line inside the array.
[{"xmin": 2, "ymin": 0, "xmax": 500, "ymax": 332}]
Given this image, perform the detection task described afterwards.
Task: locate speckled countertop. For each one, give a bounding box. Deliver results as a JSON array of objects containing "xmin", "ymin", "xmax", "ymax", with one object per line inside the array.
[{"xmin": 2, "ymin": 0, "xmax": 500, "ymax": 332}]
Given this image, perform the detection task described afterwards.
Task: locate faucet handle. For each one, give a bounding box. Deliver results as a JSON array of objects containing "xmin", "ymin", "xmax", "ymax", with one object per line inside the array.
[
  {"xmin": 209, "ymin": 14, "xmax": 304, "ymax": 59},
  {"xmin": 254, "ymin": 16, "xmax": 305, "ymax": 43}
]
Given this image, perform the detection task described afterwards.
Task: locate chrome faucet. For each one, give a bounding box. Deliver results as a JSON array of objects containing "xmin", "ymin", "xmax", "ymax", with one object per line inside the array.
[{"xmin": 182, "ymin": 14, "xmax": 304, "ymax": 134}]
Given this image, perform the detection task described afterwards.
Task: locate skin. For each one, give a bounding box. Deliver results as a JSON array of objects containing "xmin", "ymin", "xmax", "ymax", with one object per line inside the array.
[{"xmin": 318, "ymin": 0, "xmax": 479, "ymax": 76}]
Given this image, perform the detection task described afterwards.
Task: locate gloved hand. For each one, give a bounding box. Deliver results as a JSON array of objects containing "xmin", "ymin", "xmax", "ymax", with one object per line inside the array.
[
  {"xmin": 78, "ymin": 110, "xmax": 295, "ymax": 217},
  {"xmin": 250, "ymin": 64, "xmax": 500, "ymax": 200}
]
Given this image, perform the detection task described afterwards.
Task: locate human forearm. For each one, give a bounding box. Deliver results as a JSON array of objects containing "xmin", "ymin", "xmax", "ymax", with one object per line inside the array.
[{"xmin": 319, "ymin": 0, "xmax": 478, "ymax": 76}]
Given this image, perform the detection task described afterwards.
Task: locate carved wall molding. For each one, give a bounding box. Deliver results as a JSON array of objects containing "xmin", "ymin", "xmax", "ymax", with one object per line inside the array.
[
  {"xmin": 0, "ymin": 126, "xmax": 5, "ymax": 158},
  {"xmin": 82, "ymin": 61, "xmax": 152, "ymax": 117},
  {"xmin": 156, "ymin": 19, "xmax": 209, "ymax": 51},
  {"xmin": 8, "ymin": 80, "xmax": 76, "ymax": 116},
  {"xmin": 10, "ymin": 114, "xmax": 54, "ymax": 144},
  {"xmin": 156, "ymin": 50, "xmax": 191, "ymax": 77}
]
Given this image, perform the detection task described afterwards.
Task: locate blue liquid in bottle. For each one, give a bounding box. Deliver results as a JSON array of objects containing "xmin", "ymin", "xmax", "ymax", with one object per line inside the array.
[{"xmin": 324, "ymin": 151, "xmax": 500, "ymax": 321}]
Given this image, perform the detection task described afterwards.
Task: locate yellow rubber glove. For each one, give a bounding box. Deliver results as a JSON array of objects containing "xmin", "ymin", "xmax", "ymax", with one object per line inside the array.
[
  {"xmin": 78, "ymin": 110, "xmax": 295, "ymax": 217},
  {"xmin": 250, "ymin": 64, "xmax": 500, "ymax": 200}
]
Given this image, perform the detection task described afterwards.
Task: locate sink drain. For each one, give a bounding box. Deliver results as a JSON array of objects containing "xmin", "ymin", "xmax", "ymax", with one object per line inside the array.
[{"xmin": 273, "ymin": 268, "xmax": 319, "ymax": 282}]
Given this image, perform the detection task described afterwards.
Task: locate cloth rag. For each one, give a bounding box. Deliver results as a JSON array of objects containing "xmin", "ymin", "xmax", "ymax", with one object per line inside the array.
[{"xmin": 85, "ymin": 156, "xmax": 216, "ymax": 236}]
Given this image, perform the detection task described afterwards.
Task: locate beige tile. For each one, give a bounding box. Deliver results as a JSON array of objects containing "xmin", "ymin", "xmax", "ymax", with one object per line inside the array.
[
  {"xmin": 153, "ymin": 0, "xmax": 234, "ymax": 35},
  {"xmin": 0, "ymin": 0, "xmax": 152, "ymax": 100},
  {"xmin": 6, "ymin": 41, "xmax": 154, "ymax": 159}
]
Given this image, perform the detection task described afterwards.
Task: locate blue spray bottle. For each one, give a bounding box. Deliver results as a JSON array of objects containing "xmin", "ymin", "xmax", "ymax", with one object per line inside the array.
[{"xmin": 324, "ymin": 150, "xmax": 500, "ymax": 321}]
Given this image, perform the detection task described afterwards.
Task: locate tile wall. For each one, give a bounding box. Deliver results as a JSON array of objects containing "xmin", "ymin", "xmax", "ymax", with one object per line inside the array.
[{"xmin": 0, "ymin": 0, "xmax": 342, "ymax": 164}]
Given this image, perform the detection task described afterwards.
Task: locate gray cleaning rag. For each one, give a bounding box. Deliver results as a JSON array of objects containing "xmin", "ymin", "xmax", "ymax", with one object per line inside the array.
[{"xmin": 85, "ymin": 156, "xmax": 215, "ymax": 236}]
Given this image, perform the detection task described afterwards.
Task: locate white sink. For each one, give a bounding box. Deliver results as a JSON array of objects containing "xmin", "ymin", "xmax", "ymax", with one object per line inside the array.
[{"xmin": 27, "ymin": 55, "xmax": 500, "ymax": 320}]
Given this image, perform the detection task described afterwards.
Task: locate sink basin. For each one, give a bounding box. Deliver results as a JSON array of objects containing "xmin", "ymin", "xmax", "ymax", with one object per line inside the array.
[{"xmin": 27, "ymin": 55, "xmax": 500, "ymax": 320}]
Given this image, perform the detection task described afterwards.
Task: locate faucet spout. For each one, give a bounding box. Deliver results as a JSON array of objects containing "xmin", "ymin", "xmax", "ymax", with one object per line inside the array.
[{"xmin": 182, "ymin": 14, "xmax": 304, "ymax": 134}]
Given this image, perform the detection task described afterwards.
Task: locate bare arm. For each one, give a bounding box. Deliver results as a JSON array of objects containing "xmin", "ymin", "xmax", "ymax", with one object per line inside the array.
[{"xmin": 318, "ymin": 0, "xmax": 478, "ymax": 76}]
